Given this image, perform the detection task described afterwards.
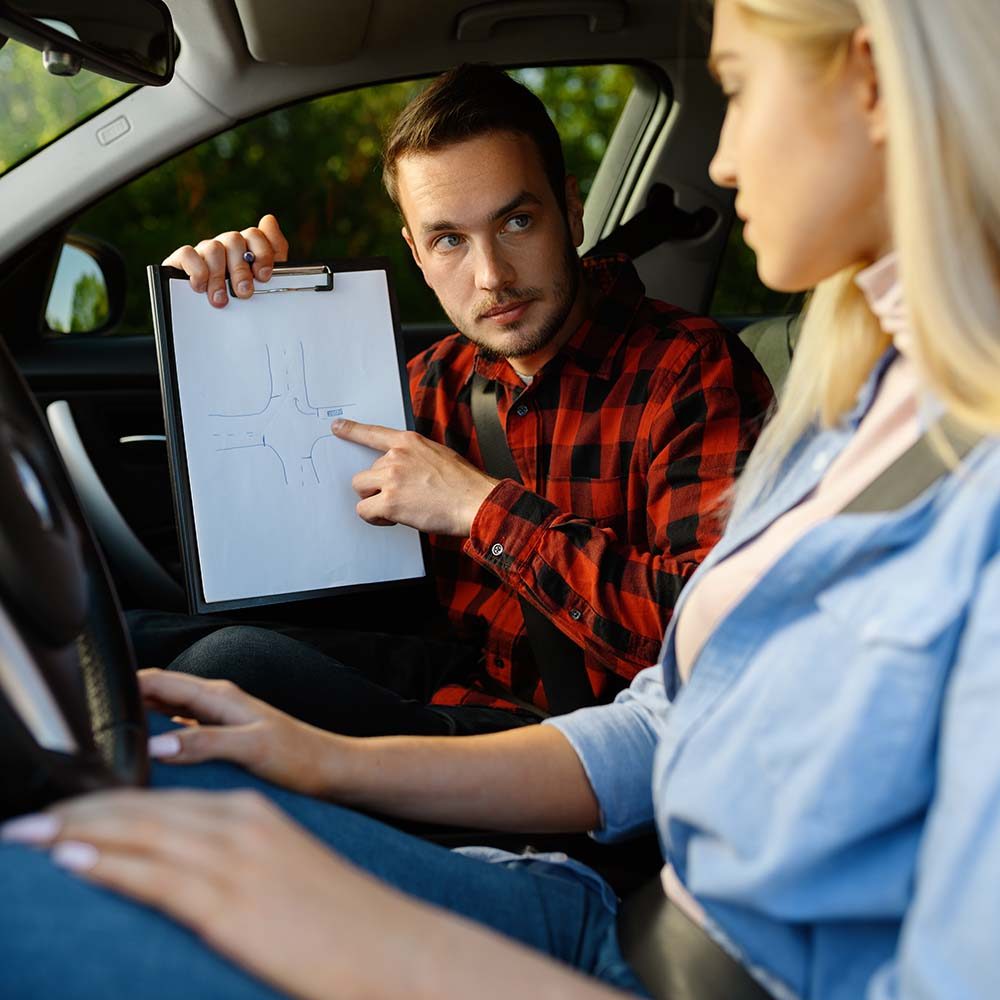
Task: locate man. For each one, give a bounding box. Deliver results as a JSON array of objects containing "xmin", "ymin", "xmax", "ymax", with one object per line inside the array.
[{"xmin": 144, "ymin": 63, "xmax": 772, "ymax": 735}]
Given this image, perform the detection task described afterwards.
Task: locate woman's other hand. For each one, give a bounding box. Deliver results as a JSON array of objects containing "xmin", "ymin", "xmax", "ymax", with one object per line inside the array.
[{"xmin": 140, "ymin": 668, "xmax": 350, "ymax": 798}]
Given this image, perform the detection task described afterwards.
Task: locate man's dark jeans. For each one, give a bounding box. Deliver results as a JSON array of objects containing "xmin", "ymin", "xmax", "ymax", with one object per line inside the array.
[{"xmin": 128, "ymin": 610, "xmax": 539, "ymax": 737}]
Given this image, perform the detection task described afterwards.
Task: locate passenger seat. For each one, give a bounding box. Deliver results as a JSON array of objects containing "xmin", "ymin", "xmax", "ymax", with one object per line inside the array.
[{"xmin": 738, "ymin": 313, "xmax": 802, "ymax": 394}]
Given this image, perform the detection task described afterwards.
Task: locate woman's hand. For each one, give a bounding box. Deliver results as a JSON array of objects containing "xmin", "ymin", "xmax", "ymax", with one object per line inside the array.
[
  {"xmin": 141, "ymin": 668, "xmax": 600, "ymax": 836},
  {"xmin": 3, "ymin": 788, "xmax": 402, "ymax": 1000},
  {"xmin": 140, "ymin": 669, "xmax": 350, "ymax": 798}
]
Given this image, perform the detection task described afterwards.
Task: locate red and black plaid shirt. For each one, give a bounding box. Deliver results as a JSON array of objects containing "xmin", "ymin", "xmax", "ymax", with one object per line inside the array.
[{"xmin": 409, "ymin": 256, "xmax": 772, "ymax": 711}]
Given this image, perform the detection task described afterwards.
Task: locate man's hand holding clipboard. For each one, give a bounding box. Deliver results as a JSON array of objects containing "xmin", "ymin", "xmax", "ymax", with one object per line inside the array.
[{"xmin": 161, "ymin": 213, "xmax": 288, "ymax": 308}]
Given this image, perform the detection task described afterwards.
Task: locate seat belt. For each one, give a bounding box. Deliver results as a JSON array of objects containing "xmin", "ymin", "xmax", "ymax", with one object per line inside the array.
[
  {"xmin": 842, "ymin": 414, "xmax": 981, "ymax": 514},
  {"xmin": 470, "ymin": 373, "xmax": 596, "ymax": 715}
]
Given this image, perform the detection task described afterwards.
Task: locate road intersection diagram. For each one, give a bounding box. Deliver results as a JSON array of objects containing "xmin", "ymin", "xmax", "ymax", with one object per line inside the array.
[
  {"xmin": 209, "ymin": 340, "xmax": 356, "ymax": 488},
  {"xmin": 165, "ymin": 266, "xmax": 424, "ymax": 605}
]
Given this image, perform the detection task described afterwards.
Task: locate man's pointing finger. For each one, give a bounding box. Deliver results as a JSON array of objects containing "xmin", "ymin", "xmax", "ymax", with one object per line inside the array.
[{"xmin": 331, "ymin": 419, "xmax": 402, "ymax": 452}]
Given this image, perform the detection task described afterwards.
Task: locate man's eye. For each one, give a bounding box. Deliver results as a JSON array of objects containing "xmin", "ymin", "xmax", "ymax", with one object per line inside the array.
[
  {"xmin": 504, "ymin": 214, "xmax": 532, "ymax": 233},
  {"xmin": 433, "ymin": 234, "xmax": 463, "ymax": 252}
]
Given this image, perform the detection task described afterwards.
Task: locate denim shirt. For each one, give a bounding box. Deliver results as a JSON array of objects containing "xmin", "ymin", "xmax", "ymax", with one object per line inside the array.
[{"xmin": 548, "ymin": 353, "xmax": 1000, "ymax": 999}]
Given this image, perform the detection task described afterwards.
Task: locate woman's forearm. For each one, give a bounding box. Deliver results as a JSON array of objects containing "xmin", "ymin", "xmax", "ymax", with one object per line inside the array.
[{"xmin": 321, "ymin": 723, "xmax": 601, "ymax": 832}]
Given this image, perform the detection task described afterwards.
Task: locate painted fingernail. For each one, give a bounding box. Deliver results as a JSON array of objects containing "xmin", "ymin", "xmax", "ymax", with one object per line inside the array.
[
  {"xmin": 52, "ymin": 841, "xmax": 100, "ymax": 873},
  {"xmin": 213, "ymin": 290, "xmax": 227, "ymax": 306},
  {"xmin": 0, "ymin": 813, "xmax": 60, "ymax": 844},
  {"xmin": 148, "ymin": 733, "xmax": 182, "ymax": 758},
  {"xmin": 237, "ymin": 280, "xmax": 252, "ymax": 296},
  {"xmin": 258, "ymin": 266, "xmax": 272, "ymax": 281}
]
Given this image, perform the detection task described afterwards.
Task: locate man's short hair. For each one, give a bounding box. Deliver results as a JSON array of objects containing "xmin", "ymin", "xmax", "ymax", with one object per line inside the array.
[{"xmin": 382, "ymin": 63, "xmax": 568, "ymax": 215}]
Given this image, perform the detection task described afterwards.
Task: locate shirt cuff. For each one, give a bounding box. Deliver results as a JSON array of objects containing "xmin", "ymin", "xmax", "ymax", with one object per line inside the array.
[
  {"xmin": 465, "ymin": 479, "xmax": 560, "ymax": 587},
  {"xmin": 544, "ymin": 666, "xmax": 666, "ymax": 842}
]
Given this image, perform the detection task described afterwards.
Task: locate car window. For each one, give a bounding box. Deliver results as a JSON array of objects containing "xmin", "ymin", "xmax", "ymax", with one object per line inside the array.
[
  {"xmin": 54, "ymin": 64, "xmax": 640, "ymax": 337},
  {"xmin": 0, "ymin": 37, "xmax": 134, "ymax": 176},
  {"xmin": 710, "ymin": 221, "xmax": 802, "ymax": 319}
]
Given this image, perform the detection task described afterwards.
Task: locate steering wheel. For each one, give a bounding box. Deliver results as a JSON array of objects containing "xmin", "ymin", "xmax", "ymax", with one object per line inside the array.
[{"xmin": 0, "ymin": 337, "xmax": 147, "ymax": 820}]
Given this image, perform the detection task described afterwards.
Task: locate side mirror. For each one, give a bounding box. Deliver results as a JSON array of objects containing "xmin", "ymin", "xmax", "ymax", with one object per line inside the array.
[
  {"xmin": 0, "ymin": 0, "xmax": 175, "ymax": 87},
  {"xmin": 45, "ymin": 236, "xmax": 126, "ymax": 336}
]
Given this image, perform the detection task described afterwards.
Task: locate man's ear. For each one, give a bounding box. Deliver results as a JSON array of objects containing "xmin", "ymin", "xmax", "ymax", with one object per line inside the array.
[
  {"xmin": 851, "ymin": 26, "xmax": 886, "ymax": 145},
  {"xmin": 564, "ymin": 176, "xmax": 585, "ymax": 248},
  {"xmin": 401, "ymin": 225, "xmax": 431, "ymax": 287}
]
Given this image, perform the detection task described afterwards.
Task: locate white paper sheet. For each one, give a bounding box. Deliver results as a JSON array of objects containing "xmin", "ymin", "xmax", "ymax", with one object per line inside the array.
[{"xmin": 167, "ymin": 268, "xmax": 425, "ymax": 604}]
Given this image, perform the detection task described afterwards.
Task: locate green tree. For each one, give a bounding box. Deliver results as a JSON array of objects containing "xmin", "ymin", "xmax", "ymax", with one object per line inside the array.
[
  {"xmin": 69, "ymin": 272, "xmax": 110, "ymax": 331},
  {"xmin": 0, "ymin": 40, "xmax": 131, "ymax": 174}
]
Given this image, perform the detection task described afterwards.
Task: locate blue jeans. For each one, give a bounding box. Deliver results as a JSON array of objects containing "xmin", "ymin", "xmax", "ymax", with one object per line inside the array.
[{"xmin": 0, "ymin": 718, "xmax": 648, "ymax": 998}]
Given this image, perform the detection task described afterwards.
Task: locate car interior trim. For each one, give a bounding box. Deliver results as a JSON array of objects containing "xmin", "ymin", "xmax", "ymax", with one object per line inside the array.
[{"xmin": 45, "ymin": 400, "xmax": 185, "ymax": 610}]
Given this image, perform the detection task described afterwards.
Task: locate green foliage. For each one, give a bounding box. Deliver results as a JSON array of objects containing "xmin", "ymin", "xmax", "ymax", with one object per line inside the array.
[
  {"xmin": 68, "ymin": 65, "xmax": 637, "ymax": 334},
  {"xmin": 67, "ymin": 272, "xmax": 110, "ymax": 331},
  {"xmin": 510, "ymin": 65, "xmax": 634, "ymax": 200},
  {"xmin": 0, "ymin": 39, "xmax": 132, "ymax": 174}
]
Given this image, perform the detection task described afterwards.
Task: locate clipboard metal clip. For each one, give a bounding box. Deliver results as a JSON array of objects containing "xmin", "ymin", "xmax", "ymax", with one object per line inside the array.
[{"xmin": 229, "ymin": 264, "xmax": 334, "ymax": 297}]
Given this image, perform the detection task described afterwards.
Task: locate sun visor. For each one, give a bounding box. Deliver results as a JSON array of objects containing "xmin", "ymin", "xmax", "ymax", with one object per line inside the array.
[{"xmin": 233, "ymin": 0, "xmax": 372, "ymax": 65}]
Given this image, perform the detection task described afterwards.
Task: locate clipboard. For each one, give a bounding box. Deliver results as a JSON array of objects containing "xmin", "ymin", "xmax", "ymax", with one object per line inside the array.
[{"xmin": 148, "ymin": 257, "xmax": 427, "ymax": 614}]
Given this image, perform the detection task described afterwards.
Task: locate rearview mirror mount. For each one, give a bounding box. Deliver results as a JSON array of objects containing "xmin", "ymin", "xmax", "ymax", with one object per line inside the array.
[{"xmin": 0, "ymin": 0, "xmax": 175, "ymax": 86}]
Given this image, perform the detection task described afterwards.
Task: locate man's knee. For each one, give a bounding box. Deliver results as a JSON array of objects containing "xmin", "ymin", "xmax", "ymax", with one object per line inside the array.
[{"xmin": 169, "ymin": 625, "xmax": 281, "ymax": 680}]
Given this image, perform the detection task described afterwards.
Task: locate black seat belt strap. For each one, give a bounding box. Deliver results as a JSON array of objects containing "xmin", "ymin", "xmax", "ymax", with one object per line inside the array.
[{"xmin": 470, "ymin": 373, "xmax": 596, "ymax": 715}]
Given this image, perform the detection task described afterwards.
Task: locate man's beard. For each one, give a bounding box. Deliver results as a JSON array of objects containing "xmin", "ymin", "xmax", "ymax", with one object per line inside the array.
[{"xmin": 452, "ymin": 235, "xmax": 582, "ymax": 361}]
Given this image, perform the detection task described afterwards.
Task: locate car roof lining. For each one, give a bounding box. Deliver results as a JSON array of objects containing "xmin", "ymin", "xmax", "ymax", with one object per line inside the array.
[{"xmin": 170, "ymin": 0, "xmax": 706, "ymax": 120}]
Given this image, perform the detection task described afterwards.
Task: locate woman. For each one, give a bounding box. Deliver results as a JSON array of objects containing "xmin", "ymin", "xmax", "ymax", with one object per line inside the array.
[{"xmin": 3, "ymin": 1, "xmax": 999, "ymax": 997}]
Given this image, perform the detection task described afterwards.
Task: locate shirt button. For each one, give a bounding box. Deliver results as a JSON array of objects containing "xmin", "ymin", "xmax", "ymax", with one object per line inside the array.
[
  {"xmin": 491, "ymin": 542, "xmax": 504, "ymax": 557},
  {"xmin": 515, "ymin": 404, "xmax": 529, "ymax": 417},
  {"xmin": 494, "ymin": 657, "xmax": 504, "ymax": 669},
  {"xmin": 569, "ymin": 609, "xmax": 582, "ymax": 621}
]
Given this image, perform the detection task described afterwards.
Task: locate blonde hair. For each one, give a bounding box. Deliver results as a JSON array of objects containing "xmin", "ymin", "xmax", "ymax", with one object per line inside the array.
[{"xmin": 729, "ymin": 0, "xmax": 1000, "ymax": 515}]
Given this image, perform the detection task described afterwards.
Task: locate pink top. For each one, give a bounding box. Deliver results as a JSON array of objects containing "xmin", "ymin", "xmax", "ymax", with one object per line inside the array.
[{"xmin": 662, "ymin": 253, "xmax": 923, "ymax": 924}]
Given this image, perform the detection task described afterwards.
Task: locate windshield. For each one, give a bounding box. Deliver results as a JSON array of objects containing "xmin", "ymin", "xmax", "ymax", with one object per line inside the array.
[{"xmin": 0, "ymin": 36, "xmax": 134, "ymax": 176}]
